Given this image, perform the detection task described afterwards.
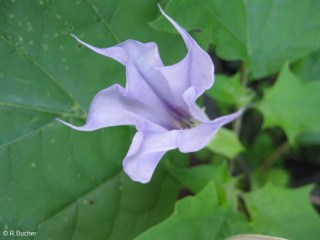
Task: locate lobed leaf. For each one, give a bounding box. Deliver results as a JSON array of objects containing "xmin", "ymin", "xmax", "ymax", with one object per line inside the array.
[
  {"xmin": 257, "ymin": 63, "xmax": 320, "ymax": 144},
  {"xmin": 152, "ymin": 0, "xmax": 320, "ymax": 78},
  {"xmin": 136, "ymin": 181, "xmax": 250, "ymax": 240},
  {"xmin": 245, "ymin": 183, "xmax": 320, "ymax": 239}
]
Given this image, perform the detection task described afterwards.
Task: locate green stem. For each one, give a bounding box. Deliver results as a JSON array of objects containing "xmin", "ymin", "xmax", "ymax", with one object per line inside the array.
[
  {"xmin": 233, "ymin": 62, "xmax": 248, "ymax": 136},
  {"xmin": 259, "ymin": 141, "xmax": 289, "ymax": 171},
  {"xmin": 230, "ymin": 63, "xmax": 249, "ymax": 177}
]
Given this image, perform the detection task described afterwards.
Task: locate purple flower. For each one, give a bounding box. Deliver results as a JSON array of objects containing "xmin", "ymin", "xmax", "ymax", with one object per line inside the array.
[{"xmin": 59, "ymin": 6, "xmax": 243, "ymax": 183}]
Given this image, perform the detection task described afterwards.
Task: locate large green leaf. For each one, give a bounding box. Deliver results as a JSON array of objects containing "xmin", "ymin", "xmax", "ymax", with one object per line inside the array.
[
  {"xmin": 293, "ymin": 50, "xmax": 320, "ymax": 82},
  {"xmin": 0, "ymin": 0, "xmax": 187, "ymax": 239},
  {"xmin": 256, "ymin": 63, "xmax": 320, "ymax": 144},
  {"xmin": 245, "ymin": 183, "xmax": 320, "ymax": 240},
  {"xmin": 152, "ymin": 0, "xmax": 320, "ymax": 78},
  {"xmin": 135, "ymin": 181, "xmax": 250, "ymax": 240}
]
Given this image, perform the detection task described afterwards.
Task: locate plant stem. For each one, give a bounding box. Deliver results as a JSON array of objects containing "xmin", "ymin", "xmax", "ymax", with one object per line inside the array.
[
  {"xmin": 259, "ymin": 141, "xmax": 289, "ymax": 171},
  {"xmin": 240, "ymin": 62, "xmax": 248, "ymax": 86},
  {"xmin": 230, "ymin": 63, "xmax": 249, "ymax": 178},
  {"xmin": 233, "ymin": 62, "xmax": 248, "ymax": 136}
]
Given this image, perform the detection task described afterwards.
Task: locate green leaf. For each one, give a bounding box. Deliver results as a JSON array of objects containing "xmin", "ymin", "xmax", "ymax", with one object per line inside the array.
[
  {"xmin": 291, "ymin": 48, "xmax": 320, "ymax": 147},
  {"xmin": 251, "ymin": 169, "xmax": 290, "ymax": 189},
  {"xmin": 152, "ymin": 0, "xmax": 320, "ymax": 78},
  {"xmin": 207, "ymin": 128, "xmax": 244, "ymax": 159},
  {"xmin": 292, "ymin": 50, "xmax": 320, "ymax": 82},
  {"xmin": 166, "ymin": 159, "xmax": 230, "ymax": 195},
  {"xmin": 136, "ymin": 181, "xmax": 250, "ymax": 240},
  {"xmin": 256, "ymin": 63, "xmax": 320, "ymax": 144},
  {"xmin": 297, "ymin": 132, "xmax": 320, "ymax": 145},
  {"xmin": 207, "ymin": 74, "xmax": 254, "ymax": 108},
  {"xmin": 0, "ymin": 0, "xmax": 187, "ymax": 239},
  {"xmin": 242, "ymin": 133, "xmax": 274, "ymax": 168},
  {"xmin": 245, "ymin": 183, "xmax": 320, "ymax": 240}
]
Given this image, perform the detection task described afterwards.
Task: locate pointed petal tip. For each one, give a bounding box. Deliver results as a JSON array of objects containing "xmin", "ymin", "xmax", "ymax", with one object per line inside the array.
[
  {"xmin": 56, "ymin": 118, "xmax": 78, "ymax": 130},
  {"xmin": 56, "ymin": 117, "xmax": 68, "ymax": 126},
  {"xmin": 178, "ymin": 108, "xmax": 245, "ymax": 153},
  {"xmin": 157, "ymin": 4, "xmax": 171, "ymax": 21},
  {"xmin": 56, "ymin": 118, "xmax": 92, "ymax": 132},
  {"xmin": 70, "ymin": 33, "xmax": 80, "ymax": 42},
  {"xmin": 157, "ymin": 3, "xmax": 164, "ymax": 13},
  {"xmin": 70, "ymin": 34, "xmax": 84, "ymax": 45},
  {"xmin": 236, "ymin": 107, "xmax": 246, "ymax": 116},
  {"xmin": 157, "ymin": 3, "xmax": 173, "ymax": 23}
]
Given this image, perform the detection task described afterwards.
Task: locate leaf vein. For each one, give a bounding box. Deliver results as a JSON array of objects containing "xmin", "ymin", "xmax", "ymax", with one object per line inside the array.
[
  {"xmin": 0, "ymin": 101, "xmax": 85, "ymax": 119},
  {"xmin": 0, "ymin": 35, "xmax": 86, "ymax": 115},
  {"xmin": 0, "ymin": 120, "xmax": 56, "ymax": 149},
  {"xmin": 85, "ymin": 0, "xmax": 120, "ymax": 43}
]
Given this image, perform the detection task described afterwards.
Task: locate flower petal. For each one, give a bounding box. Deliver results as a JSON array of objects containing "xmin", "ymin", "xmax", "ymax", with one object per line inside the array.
[
  {"xmin": 158, "ymin": 5, "xmax": 214, "ymax": 108},
  {"xmin": 58, "ymin": 84, "xmax": 169, "ymax": 132},
  {"xmin": 124, "ymin": 60, "xmax": 179, "ymax": 128},
  {"xmin": 71, "ymin": 34, "xmax": 161, "ymax": 66},
  {"xmin": 178, "ymin": 109, "xmax": 244, "ymax": 153},
  {"xmin": 72, "ymin": 6, "xmax": 214, "ymax": 122},
  {"xmin": 183, "ymin": 86, "xmax": 211, "ymax": 122},
  {"xmin": 123, "ymin": 130, "xmax": 179, "ymax": 183},
  {"xmin": 71, "ymin": 35, "xmax": 176, "ymax": 114}
]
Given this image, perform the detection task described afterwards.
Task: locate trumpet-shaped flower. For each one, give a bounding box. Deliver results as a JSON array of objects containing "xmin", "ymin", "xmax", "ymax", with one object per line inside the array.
[{"xmin": 59, "ymin": 6, "xmax": 243, "ymax": 183}]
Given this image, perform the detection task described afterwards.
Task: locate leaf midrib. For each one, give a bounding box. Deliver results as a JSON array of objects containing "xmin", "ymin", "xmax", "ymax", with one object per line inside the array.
[
  {"xmin": 85, "ymin": 0, "xmax": 120, "ymax": 43},
  {"xmin": 0, "ymin": 35, "xmax": 85, "ymax": 113},
  {"xmin": 1, "ymin": 0, "xmax": 121, "ymax": 149},
  {"xmin": 0, "ymin": 101, "xmax": 85, "ymax": 118}
]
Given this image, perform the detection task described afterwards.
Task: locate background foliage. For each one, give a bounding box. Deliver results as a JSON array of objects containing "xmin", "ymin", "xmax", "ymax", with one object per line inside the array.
[{"xmin": 1, "ymin": 0, "xmax": 319, "ymax": 239}]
